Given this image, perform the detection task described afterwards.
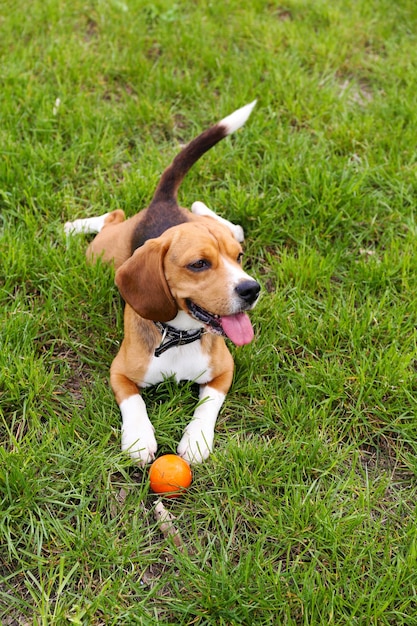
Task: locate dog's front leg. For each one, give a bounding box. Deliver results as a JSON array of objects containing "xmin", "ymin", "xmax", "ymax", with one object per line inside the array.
[
  {"xmin": 177, "ymin": 385, "xmax": 227, "ymax": 464},
  {"xmin": 119, "ymin": 394, "xmax": 157, "ymax": 466},
  {"xmin": 111, "ymin": 368, "xmax": 157, "ymax": 465}
]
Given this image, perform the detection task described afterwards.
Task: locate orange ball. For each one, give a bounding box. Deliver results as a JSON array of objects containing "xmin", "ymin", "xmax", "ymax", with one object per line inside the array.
[{"xmin": 149, "ymin": 454, "xmax": 192, "ymax": 497}]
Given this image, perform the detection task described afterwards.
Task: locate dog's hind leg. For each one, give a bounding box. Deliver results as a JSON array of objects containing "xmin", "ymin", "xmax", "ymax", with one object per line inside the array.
[
  {"xmin": 64, "ymin": 209, "xmax": 125, "ymax": 236},
  {"xmin": 191, "ymin": 201, "xmax": 244, "ymax": 242},
  {"xmin": 65, "ymin": 209, "xmax": 133, "ymax": 268}
]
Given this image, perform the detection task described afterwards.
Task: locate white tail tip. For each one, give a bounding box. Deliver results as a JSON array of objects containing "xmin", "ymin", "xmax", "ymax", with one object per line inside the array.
[{"xmin": 219, "ymin": 100, "xmax": 257, "ymax": 135}]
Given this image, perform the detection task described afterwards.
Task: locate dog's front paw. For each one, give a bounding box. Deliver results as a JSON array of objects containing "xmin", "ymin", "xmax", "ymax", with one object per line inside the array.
[
  {"xmin": 177, "ymin": 421, "xmax": 214, "ymax": 464},
  {"xmin": 121, "ymin": 424, "xmax": 157, "ymax": 466}
]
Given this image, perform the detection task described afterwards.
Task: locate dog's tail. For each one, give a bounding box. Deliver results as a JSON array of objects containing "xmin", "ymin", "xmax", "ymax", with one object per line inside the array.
[{"xmin": 150, "ymin": 100, "xmax": 256, "ymax": 205}]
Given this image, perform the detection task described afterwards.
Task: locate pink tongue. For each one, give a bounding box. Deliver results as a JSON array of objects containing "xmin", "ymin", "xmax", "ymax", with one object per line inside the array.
[{"xmin": 220, "ymin": 313, "xmax": 254, "ymax": 346}]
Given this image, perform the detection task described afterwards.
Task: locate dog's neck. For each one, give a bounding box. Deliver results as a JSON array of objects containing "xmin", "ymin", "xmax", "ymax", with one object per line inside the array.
[
  {"xmin": 166, "ymin": 310, "xmax": 204, "ymax": 331},
  {"xmin": 153, "ymin": 311, "xmax": 205, "ymax": 357},
  {"xmin": 153, "ymin": 321, "xmax": 204, "ymax": 357}
]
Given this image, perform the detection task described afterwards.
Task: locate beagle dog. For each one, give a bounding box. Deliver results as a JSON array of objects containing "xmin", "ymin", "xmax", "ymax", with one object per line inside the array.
[{"xmin": 65, "ymin": 101, "xmax": 260, "ymax": 465}]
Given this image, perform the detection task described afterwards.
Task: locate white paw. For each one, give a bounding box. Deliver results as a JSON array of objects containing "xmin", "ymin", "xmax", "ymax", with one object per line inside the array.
[
  {"xmin": 64, "ymin": 213, "xmax": 110, "ymax": 236},
  {"xmin": 191, "ymin": 201, "xmax": 245, "ymax": 242},
  {"xmin": 230, "ymin": 223, "xmax": 245, "ymax": 243},
  {"xmin": 64, "ymin": 220, "xmax": 78, "ymax": 235},
  {"xmin": 177, "ymin": 421, "xmax": 214, "ymax": 464},
  {"xmin": 121, "ymin": 423, "xmax": 157, "ymax": 466}
]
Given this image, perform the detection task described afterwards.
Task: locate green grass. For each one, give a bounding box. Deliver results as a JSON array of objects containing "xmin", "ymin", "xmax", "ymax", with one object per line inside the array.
[{"xmin": 2, "ymin": 0, "xmax": 417, "ymax": 623}]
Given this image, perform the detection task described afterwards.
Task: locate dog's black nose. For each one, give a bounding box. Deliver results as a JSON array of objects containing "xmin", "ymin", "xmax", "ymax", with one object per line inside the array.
[{"xmin": 235, "ymin": 279, "xmax": 261, "ymax": 305}]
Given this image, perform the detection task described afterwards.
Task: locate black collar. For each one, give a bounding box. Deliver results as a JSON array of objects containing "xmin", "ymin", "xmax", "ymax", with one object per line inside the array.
[{"xmin": 153, "ymin": 321, "xmax": 204, "ymax": 357}]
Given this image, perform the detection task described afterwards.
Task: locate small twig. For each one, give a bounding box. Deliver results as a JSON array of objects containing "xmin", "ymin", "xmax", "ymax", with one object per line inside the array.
[{"xmin": 154, "ymin": 500, "xmax": 185, "ymax": 551}]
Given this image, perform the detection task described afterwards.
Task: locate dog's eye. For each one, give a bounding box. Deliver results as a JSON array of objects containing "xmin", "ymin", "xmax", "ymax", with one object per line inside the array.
[
  {"xmin": 237, "ymin": 252, "xmax": 244, "ymax": 264},
  {"xmin": 187, "ymin": 259, "xmax": 211, "ymax": 272}
]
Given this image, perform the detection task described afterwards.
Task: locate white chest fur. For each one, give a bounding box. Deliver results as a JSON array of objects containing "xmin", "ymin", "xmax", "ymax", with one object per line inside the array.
[{"xmin": 141, "ymin": 341, "xmax": 212, "ymax": 387}]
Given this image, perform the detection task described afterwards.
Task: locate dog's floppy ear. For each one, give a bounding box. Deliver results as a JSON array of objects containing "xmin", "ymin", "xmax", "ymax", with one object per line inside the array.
[{"xmin": 115, "ymin": 238, "xmax": 177, "ymax": 322}]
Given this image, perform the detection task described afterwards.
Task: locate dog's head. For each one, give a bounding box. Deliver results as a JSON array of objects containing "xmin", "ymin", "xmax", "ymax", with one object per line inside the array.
[{"xmin": 115, "ymin": 219, "xmax": 260, "ymax": 346}]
